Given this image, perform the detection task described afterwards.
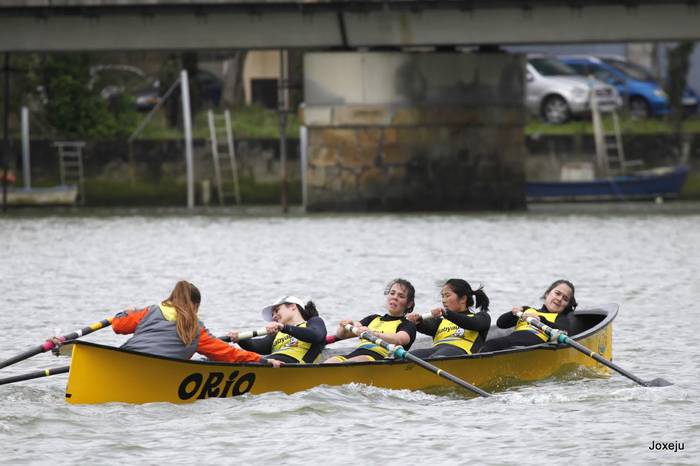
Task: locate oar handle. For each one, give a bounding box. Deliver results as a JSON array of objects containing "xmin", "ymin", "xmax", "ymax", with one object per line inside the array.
[
  {"xmin": 343, "ymin": 323, "xmax": 489, "ymax": 397},
  {"xmin": 0, "ymin": 365, "xmax": 70, "ymax": 386},
  {"xmin": 0, "ymin": 318, "xmax": 113, "ymax": 370},
  {"xmin": 328, "ymin": 313, "xmax": 434, "ymax": 345},
  {"xmin": 514, "ymin": 311, "xmax": 566, "ymax": 341},
  {"xmin": 219, "ymin": 327, "xmax": 268, "ymax": 343},
  {"xmin": 343, "ymin": 323, "xmax": 404, "ymax": 355}
]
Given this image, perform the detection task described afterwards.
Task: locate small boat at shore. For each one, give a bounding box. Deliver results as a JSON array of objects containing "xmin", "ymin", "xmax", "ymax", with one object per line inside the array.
[
  {"xmin": 63, "ymin": 304, "xmax": 617, "ymax": 404},
  {"xmin": 2, "ymin": 185, "xmax": 78, "ymax": 206},
  {"xmin": 527, "ymin": 165, "xmax": 689, "ymax": 202}
]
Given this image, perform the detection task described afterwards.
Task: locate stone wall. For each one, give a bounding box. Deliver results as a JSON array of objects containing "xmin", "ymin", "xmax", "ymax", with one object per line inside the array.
[
  {"xmin": 8, "ymin": 138, "xmax": 299, "ymax": 187},
  {"xmin": 302, "ymin": 51, "xmax": 527, "ymax": 211}
]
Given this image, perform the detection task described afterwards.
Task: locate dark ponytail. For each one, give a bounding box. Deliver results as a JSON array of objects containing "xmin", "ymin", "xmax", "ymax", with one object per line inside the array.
[
  {"xmin": 444, "ymin": 278, "xmax": 490, "ymax": 312},
  {"xmin": 472, "ymin": 287, "xmax": 490, "ymax": 312},
  {"xmin": 299, "ymin": 301, "xmax": 319, "ymax": 320}
]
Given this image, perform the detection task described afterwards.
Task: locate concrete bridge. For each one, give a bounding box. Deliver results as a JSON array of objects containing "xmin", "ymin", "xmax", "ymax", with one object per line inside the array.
[
  {"xmin": 0, "ymin": 1, "xmax": 698, "ymax": 52},
  {"xmin": 2, "ymin": 1, "xmax": 698, "ymax": 211}
]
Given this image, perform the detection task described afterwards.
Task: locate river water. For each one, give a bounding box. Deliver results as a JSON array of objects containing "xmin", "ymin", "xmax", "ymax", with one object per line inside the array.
[{"xmin": 1, "ymin": 204, "xmax": 698, "ymax": 465}]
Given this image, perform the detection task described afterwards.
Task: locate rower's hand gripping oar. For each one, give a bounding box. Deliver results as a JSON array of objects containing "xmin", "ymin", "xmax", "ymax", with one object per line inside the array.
[
  {"xmin": 343, "ymin": 323, "xmax": 490, "ymax": 397},
  {"xmin": 515, "ymin": 311, "xmax": 672, "ymax": 387},
  {"xmin": 0, "ymin": 365, "xmax": 70, "ymax": 386},
  {"xmin": 219, "ymin": 327, "xmax": 269, "ymax": 343},
  {"xmin": 0, "ymin": 318, "xmax": 113, "ymax": 370},
  {"xmin": 326, "ymin": 313, "xmax": 435, "ymax": 345}
]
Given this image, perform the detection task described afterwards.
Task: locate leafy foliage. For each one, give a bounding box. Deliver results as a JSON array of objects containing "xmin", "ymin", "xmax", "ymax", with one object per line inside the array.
[{"xmin": 42, "ymin": 54, "xmax": 137, "ymax": 138}]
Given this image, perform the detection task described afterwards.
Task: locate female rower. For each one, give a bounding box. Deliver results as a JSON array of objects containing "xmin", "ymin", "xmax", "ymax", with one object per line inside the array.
[
  {"xmin": 406, "ymin": 279, "xmax": 491, "ymax": 357},
  {"xmin": 480, "ymin": 279, "xmax": 577, "ymax": 353},
  {"xmin": 322, "ymin": 278, "xmax": 417, "ymax": 363},
  {"xmin": 58, "ymin": 281, "xmax": 281, "ymax": 367},
  {"xmin": 228, "ymin": 296, "xmax": 327, "ymax": 364}
]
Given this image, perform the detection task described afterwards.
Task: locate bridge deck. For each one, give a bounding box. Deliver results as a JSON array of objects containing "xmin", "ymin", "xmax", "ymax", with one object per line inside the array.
[{"xmin": 0, "ymin": 1, "xmax": 697, "ymax": 51}]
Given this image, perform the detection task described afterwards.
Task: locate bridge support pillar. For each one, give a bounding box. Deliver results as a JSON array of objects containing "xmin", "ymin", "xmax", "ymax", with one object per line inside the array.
[{"xmin": 302, "ymin": 51, "xmax": 527, "ymax": 211}]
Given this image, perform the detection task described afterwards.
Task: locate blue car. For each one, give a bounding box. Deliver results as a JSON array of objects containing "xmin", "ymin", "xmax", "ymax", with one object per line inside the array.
[{"xmin": 559, "ymin": 55, "xmax": 698, "ymax": 118}]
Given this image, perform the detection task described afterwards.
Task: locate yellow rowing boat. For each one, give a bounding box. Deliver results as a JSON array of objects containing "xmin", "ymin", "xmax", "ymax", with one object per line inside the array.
[{"xmin": 64, "ymin": 305, "xmax": 616, "ymax": 404}]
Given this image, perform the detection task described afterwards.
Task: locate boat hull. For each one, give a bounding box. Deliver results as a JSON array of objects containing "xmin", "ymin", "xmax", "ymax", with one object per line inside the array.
[
  {"xmin": 527, "ymin": 165, "xmax": 688, "ymax": 202},
  {"xmin": 3, "ymin": 185, "xmax": 78, "ymax": 206},
  {"xmin": 65, "ymin": 306, "xmax": 616, "ymax": 404}
]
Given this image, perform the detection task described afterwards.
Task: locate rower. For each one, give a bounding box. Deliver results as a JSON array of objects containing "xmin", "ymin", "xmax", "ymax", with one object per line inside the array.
[
  {"xmin": 322, "ymin": 278, "xmax": 417, "ymax": 363},
  {"xmin": 480, "ymin": 279, "xmax": 577, "ymax": 353},
  {"xmin": 228, "ymin": 295, "xmax": 327, "ymax": 364},
  {"xmin": 406, "ymin": 279, "xmax": 491, "ymax": 358},
  {"xmin": 51, "ymin": 281, "xmax": 282, "ymax": 367}
]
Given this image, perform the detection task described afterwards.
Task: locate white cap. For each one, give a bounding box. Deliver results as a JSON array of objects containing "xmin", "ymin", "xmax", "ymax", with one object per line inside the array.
[{"xmin": 261, "ymin": 295, "xmax": 306, "ymax": 322}]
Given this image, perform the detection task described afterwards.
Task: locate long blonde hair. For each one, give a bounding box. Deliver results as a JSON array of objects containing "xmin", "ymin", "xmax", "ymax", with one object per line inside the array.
[{"xmin": 162, "ymin": 281, "xmax": 201, "ymax": 346}]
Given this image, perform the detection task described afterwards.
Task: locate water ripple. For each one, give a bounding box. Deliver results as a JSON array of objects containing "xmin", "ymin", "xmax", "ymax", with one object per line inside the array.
[{"xmin": 1, "ymin": 208, "xmax": 699, "ymax": 464}]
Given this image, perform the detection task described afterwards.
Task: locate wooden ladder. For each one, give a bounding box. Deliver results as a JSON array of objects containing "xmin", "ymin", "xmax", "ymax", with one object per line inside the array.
[
  {"xmin": 207, "ymin": 109, "xmax": 241, "ymax": 205},
  {"xmin": 54, "ymin": 141, "xmax": 86, "ymax": 204}
]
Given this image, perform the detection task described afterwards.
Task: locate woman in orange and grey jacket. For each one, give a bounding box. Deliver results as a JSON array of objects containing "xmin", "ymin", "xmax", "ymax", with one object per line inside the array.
[{"xmin": 110, "ymin": 281, "xmax": 281, "ymax": 367}]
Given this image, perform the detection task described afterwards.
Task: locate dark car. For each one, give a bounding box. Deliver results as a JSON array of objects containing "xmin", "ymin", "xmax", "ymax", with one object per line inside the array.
[
  {"xmin": 89, "ymin": 65, "xmax": 162, "ymax": 111},
  {"xmin": 90, "ymin": 65, "xmax": 224, "ymax": 111},
  {"xmin": 193, "ymin": 69, "xmax": 222, "ymax": 107}
]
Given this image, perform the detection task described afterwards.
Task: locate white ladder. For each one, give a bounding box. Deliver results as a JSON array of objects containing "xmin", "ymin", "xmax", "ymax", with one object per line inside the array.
[
  {"xmin": 54, "ymin": 141, "xmax": 86, "ymax": 204},
  {"xmin": 207, "ymin": 109, "xmax": 241, "ymax": 205},
  {"xmin": 591, "ymin": 89, "xmax": 642, "ymax": 177}
]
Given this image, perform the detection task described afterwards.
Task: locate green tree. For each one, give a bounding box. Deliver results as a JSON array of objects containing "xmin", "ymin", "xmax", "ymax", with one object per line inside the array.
[
  {"xmin": 42, "ymin": 54, "xmax": 122, "ymax": 138},
  {"xmin": 158, "ymin": 54, "xmax": 182, "ymax": 128},
  {"xmin": 666, "ymin": 41, "xmax": 695, "ymax": 161}
]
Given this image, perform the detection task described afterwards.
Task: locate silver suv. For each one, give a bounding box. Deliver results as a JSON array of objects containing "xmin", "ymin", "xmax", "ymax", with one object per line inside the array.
[{"xmin": 526, "ymin": 55, "xmax": 621, "ymax": 124}]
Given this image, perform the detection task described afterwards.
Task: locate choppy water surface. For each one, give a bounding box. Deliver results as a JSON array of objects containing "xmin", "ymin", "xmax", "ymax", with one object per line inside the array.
[{"xmin": 1, "ymin": 204, "xmax": 698, "ymax": 465}]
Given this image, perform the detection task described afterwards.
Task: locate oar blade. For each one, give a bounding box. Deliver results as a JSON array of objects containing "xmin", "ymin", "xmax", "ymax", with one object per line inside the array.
[{"xmin": 644, "ymin": 378, "xmax": 673, "ymax": 387}]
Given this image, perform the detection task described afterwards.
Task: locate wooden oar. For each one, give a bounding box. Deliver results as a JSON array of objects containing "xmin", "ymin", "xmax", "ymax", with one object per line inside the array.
[
  {"xmin": 343, "ymin": 323, "xmax": 490, "ymax": 397},
  {"xmin": 0, "ymin": 318, "xmax": 113, "ymax": 370},
  {"xmin": 515, "ymin": 311, "xmax": 672, "ymax": 387},
  {"xmin": 0, "ymin": 365, "xmax": 70, "ymax": 386},
  {"xmin": 219, "ymin": 327, "xmax": 268, "ymax": 343}
]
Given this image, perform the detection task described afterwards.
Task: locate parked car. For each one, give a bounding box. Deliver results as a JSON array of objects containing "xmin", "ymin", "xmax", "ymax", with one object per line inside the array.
[
  {"xmin": 89, "ymin": 65, "xmax": 224, "ymax": 111},
  {"xmin": 89, "ymin": 64, "xmax": 162, "ymax": 111},
  {"xmin": 559, "ymin": 55, "xmax": 699, "ymax": 118},
  {"xmin": 525, "ymin": 55, "xmax": 621, "ymax": 124}
]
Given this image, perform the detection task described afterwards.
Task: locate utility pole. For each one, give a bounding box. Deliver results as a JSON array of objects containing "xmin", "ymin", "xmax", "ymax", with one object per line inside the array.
[
  {"xmin": 2, "ymin": 53, "xmax": 11, "ymax": 213},
  {"xmin": 278, "ymin": 49, "xmax": 289, "ymax": 214},
  {"xmin": 180, "ymin": 69, "xmax": 194, "ymax": 209}
]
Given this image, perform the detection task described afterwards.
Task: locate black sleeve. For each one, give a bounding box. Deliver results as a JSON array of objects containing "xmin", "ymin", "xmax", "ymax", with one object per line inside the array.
[
  {"xmin": 360, "ymin": 314, "xmax": 380, "ymax": 326},
  {"xmin": 415, "ymin": 316, "xmax": 440, "ymax": 337},
  {"xmin": 496, "ymin": 311, "xmax": 518, "ymax": 329},
  {"xmin": 542, "ymin": 313, "xmax": 568, "ymax": 331},
  {"xmin": 237, "ymin": 334, "xmax": 274, "ymax": 354},
  {"xmin": 282, "ymin": 317, "xmax": 327, "ymax": 344},
  {"xmin": 397, "ymin": 320, "xmax": 417, "ymax": 346},
  {"xmin": 444, "ymin": 310, "xmax": 491, "ymax": 332}
]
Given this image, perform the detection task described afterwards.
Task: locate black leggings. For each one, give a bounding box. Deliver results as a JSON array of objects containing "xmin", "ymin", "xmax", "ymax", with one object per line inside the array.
[
  {"xmin": 410, "ymin": 345, "xmax": 468, "ymax": 359},
  {"xmin": 480, "ymin": 331, "xmax": 544, "ymax": 353},
  {"xmin": 266, "ymin": 353, "xmax": 300, "ymax": 363}
]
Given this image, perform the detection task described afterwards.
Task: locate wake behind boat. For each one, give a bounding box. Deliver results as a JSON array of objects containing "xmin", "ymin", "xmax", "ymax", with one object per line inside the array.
[{"xmin": 62, "ymin": 305, "xmax": 617, "ymax": 404}]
